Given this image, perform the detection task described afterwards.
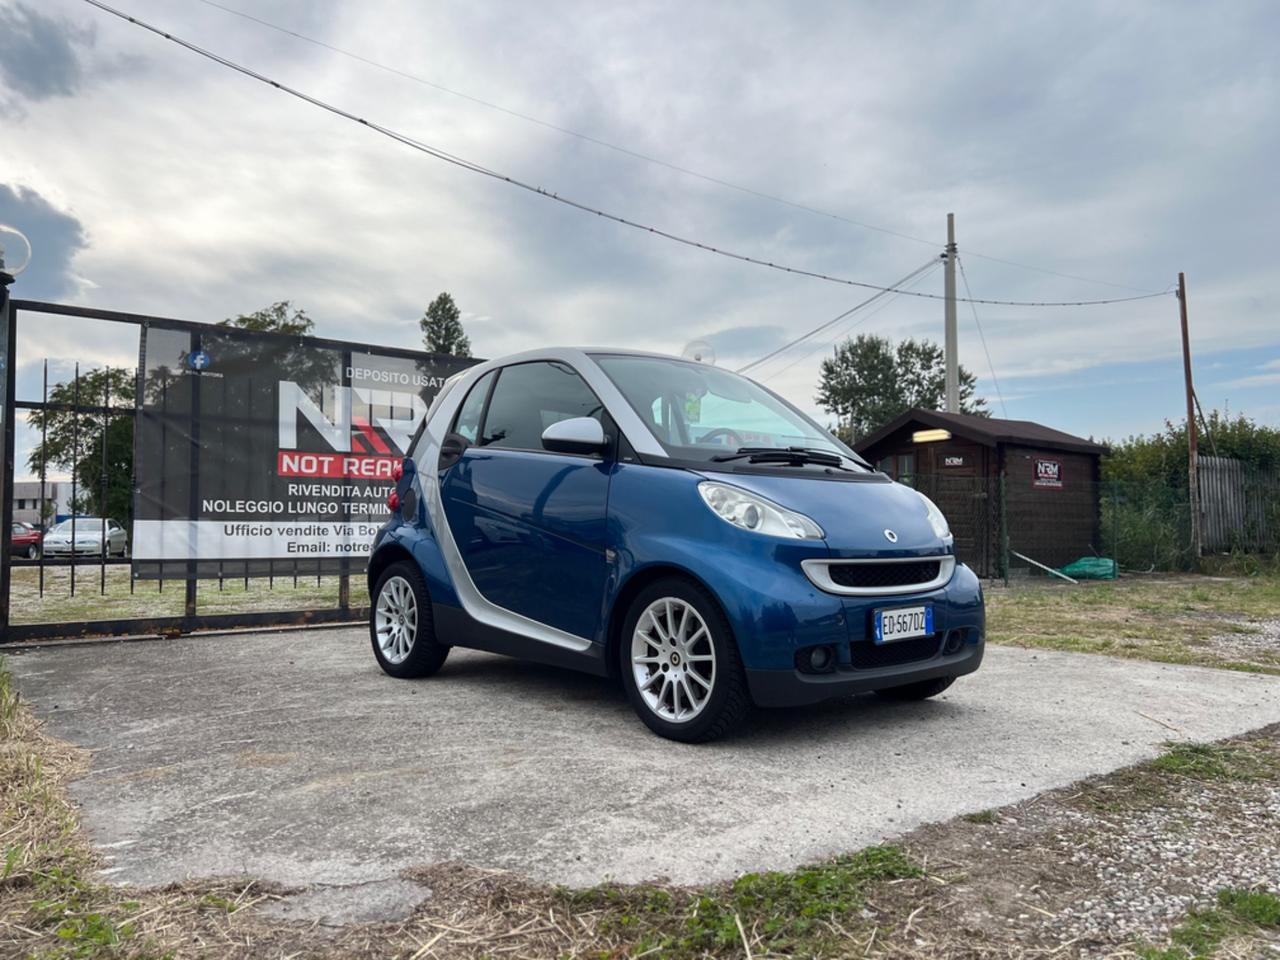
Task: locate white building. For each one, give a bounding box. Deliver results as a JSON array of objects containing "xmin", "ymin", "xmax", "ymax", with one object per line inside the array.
[{"xmin": 10, "ymin": 481, "xmax": 72, "ymax": 528}]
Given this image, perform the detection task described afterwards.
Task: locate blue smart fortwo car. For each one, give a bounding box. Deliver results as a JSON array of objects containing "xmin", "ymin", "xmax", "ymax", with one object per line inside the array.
[{"xmin": 368, "ymin": 349, "xmax": 984, "ymax": 742}]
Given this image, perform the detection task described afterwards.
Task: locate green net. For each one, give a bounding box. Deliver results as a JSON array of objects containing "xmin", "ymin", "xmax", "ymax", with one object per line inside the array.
[{"xmin": 1057, "ymin": 556, "xmax": 1118, "ymax": 580}]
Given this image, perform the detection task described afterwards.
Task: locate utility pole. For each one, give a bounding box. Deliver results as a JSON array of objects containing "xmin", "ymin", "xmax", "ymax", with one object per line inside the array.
[
  {"xmin": 1177, "ymin": 272, "xmax": 1201, "ymax": 560},
  {"xmin": 944, "ymin": 213, "xmax": 959, "ymax": 412}
]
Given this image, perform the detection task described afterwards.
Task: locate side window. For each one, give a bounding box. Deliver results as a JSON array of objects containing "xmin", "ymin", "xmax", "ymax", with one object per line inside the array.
[
  {"xmin": 480, "ymin": 362, "xmax": 603, "ymax": 451},
  {"xmin": 450, "ymin": 371, "xmax": 496, "ymax": 443}
]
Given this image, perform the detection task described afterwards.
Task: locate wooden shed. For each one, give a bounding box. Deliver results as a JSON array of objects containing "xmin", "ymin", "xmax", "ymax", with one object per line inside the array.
[{"xmin": 853, "ymin": 409, "xmax": 1107, "ymax": 577}]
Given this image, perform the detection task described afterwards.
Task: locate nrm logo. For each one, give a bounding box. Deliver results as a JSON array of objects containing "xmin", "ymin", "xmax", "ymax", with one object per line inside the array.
[{"xmin": 278, "ymin": 381, "xmax": 426, "ymax": 455}]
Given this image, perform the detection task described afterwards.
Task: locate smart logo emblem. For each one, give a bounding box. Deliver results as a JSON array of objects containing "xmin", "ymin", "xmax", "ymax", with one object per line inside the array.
[{"xmin": 884, "ymin": 529, "xmax": 899, "ymax": 543}]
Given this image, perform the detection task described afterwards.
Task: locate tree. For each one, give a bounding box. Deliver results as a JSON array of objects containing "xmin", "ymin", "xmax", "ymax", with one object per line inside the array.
[
  {"xmin": 816, "ymin": 334, "xmax": 987, "ymax": 441},
  {"xmin": 419, "ymin": 292, "xmax": 471, "ymax": 357},
  {"xmin": 1103, "ymin": 410, "xmax": 1280, "ymax": 489},
  {"xmin": 220, "ymin": 300, "xmax": 314, "ymax": 335},
  {"xmin": 27, "ymin": 303, "xmax": 321, "ymax": 525},
  {"xmin": 26, "ymin": 366, "xmax": 136, "ymax": 523}
]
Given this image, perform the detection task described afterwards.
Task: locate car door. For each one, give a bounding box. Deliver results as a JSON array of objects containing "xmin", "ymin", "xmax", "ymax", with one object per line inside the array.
[{"xmin": 438, "ymin": 361, "xmax": 612, "ymax": 641}]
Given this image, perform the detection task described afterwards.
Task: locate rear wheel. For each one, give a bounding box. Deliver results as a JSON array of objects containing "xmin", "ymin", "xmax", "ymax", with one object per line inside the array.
[
  {"xmin": 26, "ymin": 544, "xmax": 39, "ymax": 560},
  {"xmin": 874, "ymin": 676, "xmax": 956, "ymax": 701},
  {"xmin": 619, "ymin": 578, "xmax": 750, "ymax": 743},
  {"xmin": 370, "ymin": 562, "xmax": 449, "ymax": 678}
]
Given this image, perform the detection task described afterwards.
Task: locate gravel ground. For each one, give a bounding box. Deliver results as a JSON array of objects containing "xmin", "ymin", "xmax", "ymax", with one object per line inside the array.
[
  {"xmin": 1205, "ymin": 615, "xmax": 1280, "ymax": 665},
  {"xmin": 881, "ymin": 726, "xmax": 1280, "ymax": 958}
]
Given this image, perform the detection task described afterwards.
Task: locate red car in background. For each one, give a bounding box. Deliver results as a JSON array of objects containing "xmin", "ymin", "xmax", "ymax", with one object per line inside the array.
[{"xmin": 10, "ymin": 521, "xmax": 42, "ymax": 560}]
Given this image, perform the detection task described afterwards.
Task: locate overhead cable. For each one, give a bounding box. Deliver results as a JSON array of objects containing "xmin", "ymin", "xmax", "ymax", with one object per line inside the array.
[
  {"xmin": 761, "ymin": 260, "xmax": 945, "ymax": 381},
  {"xmin": 738, "ymin": 258, "xmax": 940, "ymax": 374},
  {"xmin": 85, "ymin": 0, "xmax": 1174, "ymax": 308},
  {"xmin": 957, "ymin": 256, "xmax": 1008, "ymax": 418},
  {"xmin": 191, "ymin": 0, "xmax": 1158, "ymax": 294}
]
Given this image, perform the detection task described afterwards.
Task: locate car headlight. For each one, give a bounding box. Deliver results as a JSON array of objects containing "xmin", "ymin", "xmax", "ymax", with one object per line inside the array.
[
  {"xmin": 917, "ymin": 492, "xmax": 953, "ymax": 543},
  {"xmin": 698, "ymin": 481, "xmax": 824, "ymax": 539}
]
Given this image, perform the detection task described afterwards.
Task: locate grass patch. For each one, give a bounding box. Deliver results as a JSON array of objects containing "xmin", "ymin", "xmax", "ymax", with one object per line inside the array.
[
  {"xmin": 962, "ymin": 809, "xmax": 1000, "ymax": 825},
  {"xmin": 987, "ymin": 574, "xmax": 1280, "ymax": 674},
  {"xmin": 0, "ymin": 658, "xmax": 149, "ymax": 958},
  {"xmin": 1136, "ymin": 887, "xmax": 1280, "ymax": 959},
  {"xmin": 8, "ymin": 565, "xmax": 348, "ymax": 626},
  {"xmin": 1152, "ymin": 740, "xmax": 1280, "ymax": 782},
  {"xmin": 560, "ymin": 845, "xmax": 921, "ymax": 957}
]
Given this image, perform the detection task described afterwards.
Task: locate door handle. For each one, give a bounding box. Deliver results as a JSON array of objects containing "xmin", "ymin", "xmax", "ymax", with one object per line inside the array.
[{"xmin": 438, "ymin": 433, "xmax": 470, "ymax": 471}]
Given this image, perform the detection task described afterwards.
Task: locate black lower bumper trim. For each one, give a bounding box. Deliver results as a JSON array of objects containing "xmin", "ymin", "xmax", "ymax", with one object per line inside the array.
[{"xmin": 746, "ymin": 641, "xmax": 984, "ymax": 707}]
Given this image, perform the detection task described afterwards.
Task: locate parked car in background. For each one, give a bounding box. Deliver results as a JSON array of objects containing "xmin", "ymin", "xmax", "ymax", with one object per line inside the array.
[
  {"xmin": 41, "ymin": 518, "xmax": 129, "ymax": 558},
  {"xmin": 366, "ymin": 348, "xmax": 985, "ymax": 742},
  {"xmin": 9, "ymin": 521, "xmax": 42, "ymax": 560}
]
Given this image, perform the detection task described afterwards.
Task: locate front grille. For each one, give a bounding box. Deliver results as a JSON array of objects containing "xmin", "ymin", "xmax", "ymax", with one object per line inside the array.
[
  {"xmin": 848, "ymin": 634, "xmax": 941, "ymax": 669},
  {"xmin": 827, "ymin": 560, "xmax": 941, "ymax": 589}
]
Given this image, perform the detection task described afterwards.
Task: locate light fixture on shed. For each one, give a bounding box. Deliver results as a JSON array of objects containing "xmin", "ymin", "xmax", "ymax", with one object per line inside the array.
[
  {"xmin": 0, "ymin": 224, "xmax": 32, "ymax": 282},
  {"xmin": 912, "ymin": 428, "xmax": 952, "ymax": 443}
]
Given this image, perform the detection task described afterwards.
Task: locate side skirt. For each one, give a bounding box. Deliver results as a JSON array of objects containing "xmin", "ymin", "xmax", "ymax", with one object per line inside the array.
[{"xmin": 432, "ymin": 602, "xmax": 610, "ymax": 678}]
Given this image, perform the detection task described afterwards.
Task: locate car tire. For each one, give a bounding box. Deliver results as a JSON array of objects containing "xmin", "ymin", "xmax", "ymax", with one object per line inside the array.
[
  {"xmin": 619, "ymin": 577, "xmax": 750, "ymax": 743},
  {"xmin": 874, "ymin": 676, "xmax": 956, "ymax": 701},
  {"xmin": 26, "ymin": 545, "xmax": 39, "ymax": 560},
  {"xmin": 370, "ymin": 561, "xmax": 449, "ymax": 679}
]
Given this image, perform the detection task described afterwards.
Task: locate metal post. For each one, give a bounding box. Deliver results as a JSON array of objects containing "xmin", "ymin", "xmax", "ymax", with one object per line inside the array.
[
  {"xmin": 38, "ymin": 359, "xmax": 47, "ymax": 596},
  {"xmin": 999, "ymin": 471, "xmax": 1009, "ymax": 587},
  {"xmin": 100, "ymin": 367, "xmax": 109, "ymax": 595},
  {"xmin": 185, "ymin": 335, "xmax": 201, "ymax": 620},
  {"xmin": 71, "ymin": 363, "xmax": 79, "ymax": 597},
  {"xmin": 1178, "ymin": 272, "xmax": 1201, "ymax": 561},
  {"xmin": 944, "ymin": 212, "xmax": 959, "ymax": 413},
  {"xmin": 0, "ymin": 279, "xmax": 17, "ymax": 633},
  {"xmin": 338, "ymin": 349, "xmax": 352, "ymax": 612}
]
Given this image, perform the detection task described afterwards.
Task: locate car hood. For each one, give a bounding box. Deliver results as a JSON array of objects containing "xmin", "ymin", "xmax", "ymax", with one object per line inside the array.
[{"xmin": 693, "ymin": 470, "xmax": 950, "ymax": 558}]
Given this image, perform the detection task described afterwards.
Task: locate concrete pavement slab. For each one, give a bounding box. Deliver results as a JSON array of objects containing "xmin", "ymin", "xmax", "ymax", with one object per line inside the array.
[{"xmin": 10, "ymin": 627, "xmax": 1280, "ymax": 889}]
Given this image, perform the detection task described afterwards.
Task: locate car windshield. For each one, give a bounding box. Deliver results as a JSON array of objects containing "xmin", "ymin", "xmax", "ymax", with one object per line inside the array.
[
  {"xmin": 51, "ymin": 519, "xmax": 106, "ymax": 533},
  {"xmin": 593, "ymin": 354, "xmax": 869, "ymax": 468}
]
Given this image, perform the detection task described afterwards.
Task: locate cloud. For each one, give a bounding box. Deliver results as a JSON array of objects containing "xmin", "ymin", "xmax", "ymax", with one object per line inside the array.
[
  {"xmin": 0, "ymin": 3, "xmax": 95, "ymax": 112},
  {"xmin": 1213, "ymin": 359, "xmax": 1280, "ymax": 390},
  {"xmin": 0, "ymin": 183, "xmax": 88, "ymax": 299},
  {"xmin": 0, "ymin": 0, "xmax": 1277, "ymax": 442}
]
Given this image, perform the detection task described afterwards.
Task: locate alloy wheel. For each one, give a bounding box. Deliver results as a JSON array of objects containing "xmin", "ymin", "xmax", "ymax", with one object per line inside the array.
[
  {"xmin": 375, "ymin": 575, "xmax": 418, "ymax": 665},
  {"xmin": 630, "ymin": 597, "xmax": 717, "ymax": 723}
]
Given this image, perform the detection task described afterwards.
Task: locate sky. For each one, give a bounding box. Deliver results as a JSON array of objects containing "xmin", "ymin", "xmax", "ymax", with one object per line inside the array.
[{"xmin": 2, "ymin": 0, "xmax": 1278, "ymax": 481}]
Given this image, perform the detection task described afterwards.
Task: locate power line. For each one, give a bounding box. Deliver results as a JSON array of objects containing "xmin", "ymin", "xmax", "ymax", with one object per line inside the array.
[
  {"xmin": 191, "ymin": 0, "xmax": 1159, "ymax": 295},
  {"xmin": 957, "ymin": 256, "xmax": 1008, "ymax": 418},
  {"xmin": 192, "ymin": 1, "xmax": 1158, "ymax": 294},
  {"xmin": 85, "ymin": 0, "xmax": 1175, "ymax": 308},
  {"xmin": 761, "ymin": 260, "xmax": 945, "ymax": 381},
  {"xmin": 738, "ymin": 258, "xmax": 939, "ymax": 374},
  {"xmin": 190, "ymin": 0, "xmax": 936, "ymax": 249}
]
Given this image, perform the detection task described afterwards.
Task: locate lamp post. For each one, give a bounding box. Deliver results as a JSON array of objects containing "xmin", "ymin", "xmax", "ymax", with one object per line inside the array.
[{"xmin": 0, "ymin": 224, "xmax": 32, "ymax": 634}]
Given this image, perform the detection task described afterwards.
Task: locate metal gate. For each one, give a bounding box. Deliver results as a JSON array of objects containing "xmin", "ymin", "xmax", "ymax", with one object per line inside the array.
[{"xmin": 1, "ymin": 296, "xmax": 464, "ymax": 642}]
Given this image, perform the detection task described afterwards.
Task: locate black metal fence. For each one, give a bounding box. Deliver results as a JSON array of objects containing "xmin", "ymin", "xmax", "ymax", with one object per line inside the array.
[{"xmin": 1, "ymin": 298, "xmax": 445, "ymax": 641}]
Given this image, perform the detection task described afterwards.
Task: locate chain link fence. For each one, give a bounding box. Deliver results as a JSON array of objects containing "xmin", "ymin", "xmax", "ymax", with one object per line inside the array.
[{"xmin": 913, "ymin": 469, "xmax": 1277, "ymax": 580}]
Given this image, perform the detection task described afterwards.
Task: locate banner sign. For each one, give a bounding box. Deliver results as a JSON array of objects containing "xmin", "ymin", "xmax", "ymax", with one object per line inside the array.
[
  {"xmin": 1033, "ymin": 458, "xmax": 1063, "ymax": 489},
  {"xmin": 132, "ymin": 323, "xmax": 474, "ymax": 578}
]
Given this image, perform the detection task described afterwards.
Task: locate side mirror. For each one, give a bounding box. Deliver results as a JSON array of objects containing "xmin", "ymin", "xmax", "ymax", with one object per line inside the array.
[{"xmin": 541, "ymin": 417, "xmax": 607, "ymax": 455}]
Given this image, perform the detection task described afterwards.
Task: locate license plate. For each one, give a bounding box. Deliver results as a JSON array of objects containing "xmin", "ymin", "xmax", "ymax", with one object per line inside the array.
[{"xmin": 874, "ymin": 605, "xmax": 934, "ymax": 643}]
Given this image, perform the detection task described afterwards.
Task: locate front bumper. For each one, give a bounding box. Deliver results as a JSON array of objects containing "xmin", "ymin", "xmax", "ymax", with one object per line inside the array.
[
  {"xmin": 746, "ymin": 635, "xmax": 984, "ymax": 707},
  {"xmin": 42, "ymin": 544, "xmax": 106, "ymax": 556}
]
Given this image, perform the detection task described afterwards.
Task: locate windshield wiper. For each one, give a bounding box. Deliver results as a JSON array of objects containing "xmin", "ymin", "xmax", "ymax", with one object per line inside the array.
[{"xmin": 710, "ymin": 446, "xmax": 850, "ymax": 468}]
